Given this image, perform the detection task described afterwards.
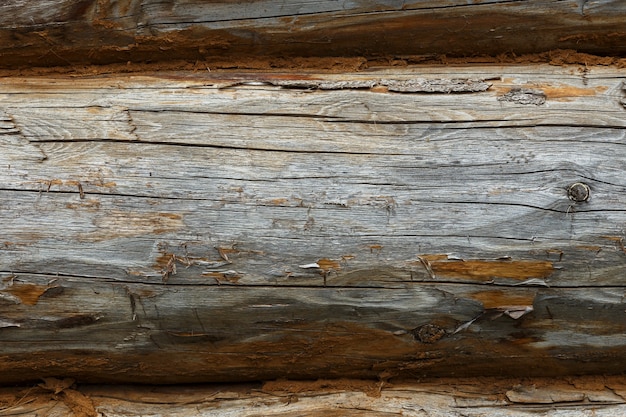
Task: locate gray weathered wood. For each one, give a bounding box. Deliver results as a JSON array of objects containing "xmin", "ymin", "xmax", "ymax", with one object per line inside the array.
[
  {"xmin": 1, "ymin": 64, "xmax": 626, "ymax": 383},
  {"xmin": 0, "ymin": 0, "xmax": 625, "ymax": 68}
]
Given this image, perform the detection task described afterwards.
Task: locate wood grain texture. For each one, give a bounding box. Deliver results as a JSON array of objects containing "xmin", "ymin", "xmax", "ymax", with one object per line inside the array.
[
  {"xmin": 1, "ymin": 64, "xmax": 626, "ymax": 383},
  {"xmin": 4, "ymin": 377, "xmax": 626, "ymax": 417},
  {"xmin": 0, "ymin": 0, "xmax": 625, "ymax": 68}
]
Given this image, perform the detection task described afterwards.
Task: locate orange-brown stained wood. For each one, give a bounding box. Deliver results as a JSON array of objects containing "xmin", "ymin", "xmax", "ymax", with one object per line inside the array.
[
  {"xmin": 154, "ymin": 252, "xmax": 175, "ymax": 270},
  {"xmin": 469, "ymin": 289, "xmax": 536, "ymax": 309},
  {"xmin": 576, "ymin": 245, "xmax": 602, "ymax": 252},
  {"xmin": 492, "ymin": 81, "xmax": 608, "ymax": 102},
  {"xmin": 368, "ymin": 244, "xmax": 383, "ymax": 253},
  {"xmin": 428, "ymin": 260, "xmax": 554, "ymax": 281},
  {"xmin": 269, "ymin": 198, "xmax": 290, "ymax": 205},
  {"xmin": 536, "ymin": 84, "xmax": 607, "ymax": 101},
  {"xmin": 65, "ymin": 199, "xmax": 102, "ymax": 210},
  {"xmin": 3, "ymin": 283, "xmax": 51, "ymax": 306},
  {"xmin": 202, "ymin": 271, "xmax": 242, "ymax": 284},
  {"xmin": 317, "ymin": 258, "xmax": 342, "ymax": 273},
  {"xmin": 416, "ymin": 254, "xmax": 449, "ymax": 262}
]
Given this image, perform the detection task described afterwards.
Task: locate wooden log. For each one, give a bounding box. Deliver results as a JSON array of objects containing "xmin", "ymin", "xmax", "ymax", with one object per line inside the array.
[
  {"xmin": 1, "ymin": 64, "xmax": 626, "ymax": 384},
  {"xmin": 0, "ymin": 0, "xmax": 625, "ymax": 68},
  {"xmin": 3, "ymin": 376, "xmax": 626, "ymax": 416}
]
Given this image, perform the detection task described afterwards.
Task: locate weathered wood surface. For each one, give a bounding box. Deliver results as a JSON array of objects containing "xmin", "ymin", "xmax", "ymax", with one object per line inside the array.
[
  {"xmin": 1, "ymin": 64, "xmax": 626, "ymax": 383},
  {"xmin": 1, "ymin": 0, "xmax": 626, "ymax": 68},
  {"xmin": 4, "ymin": 377, "xmax": 626, "ymax": 417}
]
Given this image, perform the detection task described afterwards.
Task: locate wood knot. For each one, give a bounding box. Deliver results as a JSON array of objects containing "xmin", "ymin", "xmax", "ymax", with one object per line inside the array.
[
  {"xmin": 567, "ymin": 182, "xmax": 590, "ymax": 202},
  {"xmin": 412, "ymin": 324, "xmax": 445, "ymax": 344}
]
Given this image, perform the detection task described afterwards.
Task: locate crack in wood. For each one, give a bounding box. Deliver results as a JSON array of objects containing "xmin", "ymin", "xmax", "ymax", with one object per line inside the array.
[{"xmin": 4, "ymin": 271, "xmax": 626, "ymax": 290}]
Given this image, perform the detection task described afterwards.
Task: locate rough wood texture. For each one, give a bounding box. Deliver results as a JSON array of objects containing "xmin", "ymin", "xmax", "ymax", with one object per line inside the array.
[
  {"xmin": 4, "ymin": 377, "xmax": 626, "ymax": 417},
  {"xmin": 1, "ymin": 0, "xmax": 626, "ymax": 68},
  {"xmin": 1, "ymin": 64, "xmax": 626, "ymax": 383}
]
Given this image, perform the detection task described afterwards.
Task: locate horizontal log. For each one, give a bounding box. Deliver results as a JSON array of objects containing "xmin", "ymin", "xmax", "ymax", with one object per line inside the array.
[
  {"xmin": 4, "ymin": 376, "xmax": 626, "ymax": 416},
  {"xmin": 0, "ymin": 0, "xmax": 625, "ymax": 68},
  {"xmin": 1, "ymin": 64, "xmax": 626, "ymax": 383}
]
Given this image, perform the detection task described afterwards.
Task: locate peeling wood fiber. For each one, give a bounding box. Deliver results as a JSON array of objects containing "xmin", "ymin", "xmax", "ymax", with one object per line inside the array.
[
  {"xmin": 0, "ymin": 0, "xmax": 626, "ymax": 68},
  {"xmin": 6, "ymin": 376, "xmax": 626, "ymax": 417},
  {"xmin": 1, "ymin": 65, "xmax": 626, "ymax": 384}
]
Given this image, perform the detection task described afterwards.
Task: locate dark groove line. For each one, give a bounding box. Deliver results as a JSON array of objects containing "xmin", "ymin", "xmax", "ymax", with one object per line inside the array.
[
  {"xmin": 4, "ymin": 186, "xmax": 626, "ymax": 215},
  {"xmin": 135, "ymin": 0, "xmax": 525, "ymax": 28},
  {"xmin": 32, "ymin": 138, "xmax": 412, "ymax": 156},
  {"xmin": 29, "ymin": 135, "xmax": 626, "ymax": 156},
  {"xmin": 0, "ymin": 187, "xmax": 213, "ymax": 201},
  {"xmin": 3, "ymin": 270, "xmax": 626, "ymax": 291}
]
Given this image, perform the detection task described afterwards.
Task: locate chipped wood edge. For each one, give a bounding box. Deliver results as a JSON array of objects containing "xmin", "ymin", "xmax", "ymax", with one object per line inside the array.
[{"xmin": 2, "ymin": 377, "xmax": 626, "ymax": 417}]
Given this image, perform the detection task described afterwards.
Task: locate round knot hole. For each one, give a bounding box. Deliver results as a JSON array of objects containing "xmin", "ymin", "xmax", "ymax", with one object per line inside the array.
[
  {"xmin": 412, "ymin": 324, "xmax": 445, "ymax": 344},
  {"xmin": 567, "ymin": 182, "xmax": 590, "ymax": 203}
]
